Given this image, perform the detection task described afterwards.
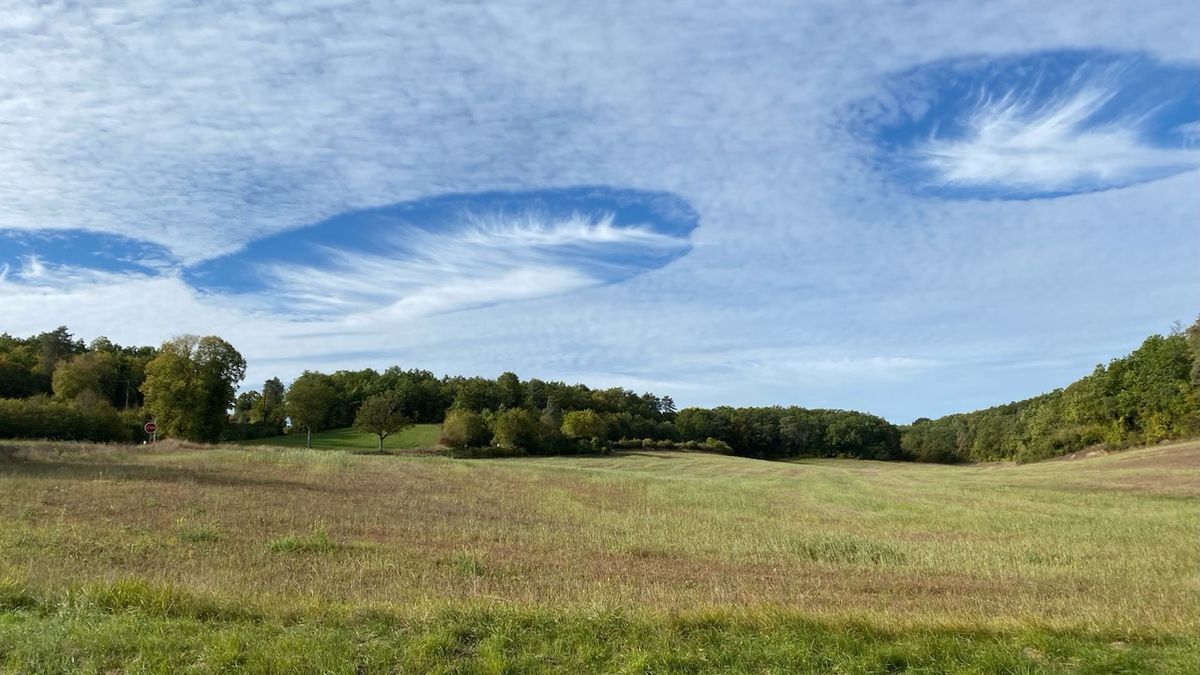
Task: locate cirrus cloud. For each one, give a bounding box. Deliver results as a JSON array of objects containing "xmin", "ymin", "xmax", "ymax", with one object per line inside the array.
[{"xmin": 855, "ymin": 50, "xmax": 1200, "ymax": 198}]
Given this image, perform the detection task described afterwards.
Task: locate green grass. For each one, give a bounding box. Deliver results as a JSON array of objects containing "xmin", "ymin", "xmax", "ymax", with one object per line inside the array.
[
  {"xmin": 2, "ymin": 587, "xmax": 1195, "ymax": 674},
  {"xmin": 235, "ymin": 423, "xmax": 443, "ymax": 451},
  {"xmin": 1, "ymin": 437, "xmax": 1198, "ymax": 672}
]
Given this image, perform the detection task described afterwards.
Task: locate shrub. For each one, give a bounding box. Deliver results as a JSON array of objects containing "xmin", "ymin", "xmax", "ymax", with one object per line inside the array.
[
  {"xmin": 490, "ymin": 408, "xmax": 541, "ymax": 452},
  {"xmin": 440, "ymin": 409, "xmax": 491, "ymax": 449},
  {"xmin": 0, "ymin": 396, "xmax": 132, "ymax": 442},
  {"xmin": 701, "ymin": 437, "xmax": 733, "ymax": 453}
]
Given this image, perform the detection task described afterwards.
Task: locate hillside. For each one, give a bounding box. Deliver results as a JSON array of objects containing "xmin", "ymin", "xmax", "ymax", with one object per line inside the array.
[
  {"xmin": 2, "ymin": 439, "xmax": 1197, "ymax": 671},
  {"xmin": 903, "ymin": 326, "xmax": 1200, "ymax": 463}
]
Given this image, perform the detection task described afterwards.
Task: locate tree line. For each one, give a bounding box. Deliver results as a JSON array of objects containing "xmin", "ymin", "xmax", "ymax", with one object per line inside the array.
[
  {"xmin": 902, "ymin": 320, "xmax": 1200, "ymax": 463},
  {"xmin": 2, "ymin": 317, "xmax": 1198, "ymax": 462}
]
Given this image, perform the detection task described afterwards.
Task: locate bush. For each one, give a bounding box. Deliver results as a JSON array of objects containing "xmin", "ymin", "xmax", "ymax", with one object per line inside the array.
[
  {"xmin": 0, "ymin": 396, "xmax": 132, "ymax": 442},
  {"xmin": 440, "ymin": 409, "xmax": 491, "ymax": 449},
  {"xmin": 490, "ymin": 408, "xmax": 541, "ymax": 452},
  {"xmin": 702, "ymin": 437, "xmax": 733, "ymax": 453}
]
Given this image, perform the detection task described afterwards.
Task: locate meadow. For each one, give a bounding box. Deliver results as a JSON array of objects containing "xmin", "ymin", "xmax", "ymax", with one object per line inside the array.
[
  {"xmin": 232, "ymin": 424, "xmax": 443, "ymax": 452},
  {"xmin": 1, "ymin": 438, "xmax": 1198, "ymax": 672}
]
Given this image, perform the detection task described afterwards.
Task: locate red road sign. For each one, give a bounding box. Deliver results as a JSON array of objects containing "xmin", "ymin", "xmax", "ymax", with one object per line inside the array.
[{"xmin": 144, "ymin": 422, "xmax": 157, "ymax": 434}]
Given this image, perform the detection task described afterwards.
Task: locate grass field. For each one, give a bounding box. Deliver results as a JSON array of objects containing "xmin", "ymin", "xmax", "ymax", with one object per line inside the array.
[
  {"xmin": 1, "ymin": 438, "xmax": 1198, "ymax": 672},
  {"xmin": 233, "ymin": 423, "xmax": 443, "ymax": 451}
]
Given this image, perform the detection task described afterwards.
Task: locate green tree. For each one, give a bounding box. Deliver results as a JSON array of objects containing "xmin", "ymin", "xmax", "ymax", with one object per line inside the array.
[
  {"xmin": 0, "ymin": 355, "xmax": 40, "ymax": 398},
  {"xmin": 51, "ymin": 351, "xmax": 120, "ymax": 404},
  {"xmin": 285, "ymin": 371, "xmax": 336, "ymax": 448},
  {"xmin": 140, "ymin": 335, "xmax": 246, "ymax": 442},
  {"xmin": 452, "ymin": 377, "xmax": 501, "ymax": 412},
  {"xmin": 440, "ymin": 409, "xmax": 490, "ymax": 448},
  {"xmin": 1186, "ymin": 316, "xmax": 1200, "ymax": 386},
  {"xmin": 233, "ymin": 390, "xmax": 262, "ymax": 424},
  {"xmin": 490, "ymin": 408, "xmax": 541, "ymax": 450},
  {"xmin": 354, "ymin": 392, "xmax": 413, "ymax": 452},
  {"xmin": 260, "ymin": 377, "xmax": 286, "ymax": 426},
  {"xmin": 497, "ymin": 371, "xmax": 525, "ymax": 409},
  {"xmin": 35, "ymin": 326, "xmax": 83, "ymax": 380},
  {"xmin": 561, "ymin": 409, "xmax": 607, "ymax": 441},
  {"xmin": 659, "ymin": 395, "xmax": 677, "ymax": 418}
]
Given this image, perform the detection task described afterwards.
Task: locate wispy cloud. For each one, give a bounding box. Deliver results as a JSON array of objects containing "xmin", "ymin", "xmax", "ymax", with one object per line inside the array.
[
  {"xmin": 917, "ymin": 84, "xmax": 1200, "ymax": 193},
  {"xmin": 250, "ymin": 211, "xmax": 688, "ymax": 319},
  {"xmin": 179, "ymin": 188, "xmax": 698, "ymax": 319},
  {"xmin": 0, "ymin": 254, "xmax": 153, "ymax": 291},
  {"xmin": 859, "ymin": 50, "xmax": 1200, "ymax": 199}
]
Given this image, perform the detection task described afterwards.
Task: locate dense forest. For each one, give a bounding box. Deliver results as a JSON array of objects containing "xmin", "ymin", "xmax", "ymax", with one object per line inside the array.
[
  {"xmin": 902, "ymin": 321, "xmax": 1200, "ymax": 463},
  {"xmin": 1, "ymin": 317, "xmax": 1198, "ymax": 462}
]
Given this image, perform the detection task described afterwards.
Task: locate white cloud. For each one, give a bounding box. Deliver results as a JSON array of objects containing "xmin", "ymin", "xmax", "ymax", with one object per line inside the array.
[
  {"xmin": 917, "ymin": 85, "xmax": 1200, "ymax": 192},
  {"xmin": 241, "ymin": 211, "xmax": 690, "ymax": 318}
]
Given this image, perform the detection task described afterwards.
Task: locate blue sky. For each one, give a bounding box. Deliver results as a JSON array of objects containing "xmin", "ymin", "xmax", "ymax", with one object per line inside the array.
[{"xmin": 1, "ymin": 1, "xmax": 1197, "ymax": 422}]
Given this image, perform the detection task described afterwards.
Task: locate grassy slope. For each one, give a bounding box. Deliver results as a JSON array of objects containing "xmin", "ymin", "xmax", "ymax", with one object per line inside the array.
[
  {"xmin": 1, "ymin": 439, "xmax": 1198, "ymax": 672},
  {"xmin": 234, "ymin": 423, "xmax": 443, "ymax": 451}
]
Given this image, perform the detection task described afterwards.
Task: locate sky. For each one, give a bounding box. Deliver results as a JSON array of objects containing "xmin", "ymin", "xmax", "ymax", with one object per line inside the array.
[{"xmin": 1, "ymin": 1, "xmax": 1198, "ymax": 423}]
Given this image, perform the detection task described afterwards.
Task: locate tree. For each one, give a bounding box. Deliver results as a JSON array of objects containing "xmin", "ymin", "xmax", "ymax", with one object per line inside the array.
[
  {"xmin": 285, "ymin": 371, "xmax": 336, "ymax": 448},
  {"xmin": 497, "ymin": 371, "xmax": 525, "ymax": 409},
  {"xmin": 452, "ymin": 377, "xmax": 501, "ymax": 412},
  {"xmin": 659, "ymin": 395, "xmax": 677, "ymax": 418},
  {"xmin": 141, "ymin": 335, "xmax": 246, "ymax": 442},
  {"xmin": 233, "ymin": 390, "xmax": 262, "ymax": 424},
  {"xmin": 0, "ymin": 355, "xmax": 40, "ymax": 399},
  {"xmin": 1187, "ymin": 316, "xmax": 1200, "ymax": 386},
  {"xmin": 260, "ymin": 377, "xmax": 286, "ymax": 426},
  {"xmin": 35, "ymin": 326, "xmax": 83, "ymax": 379},
  {"xmin": 354, "ymin": 392, "xmax": 412, "ymax": 452},
  {"xmin": 779, "ymin": 412, "xmax": 812, "ymax": 454},
  {"xmin": 561, "ymin": 409, "xmax": 607, "ymax": 441},
  {"xmin": 51, "ymin": 351, "xmax": 120, "ymax": 404},
  {"xmin": 440, "ymin": 409, "xmax": 490, "ymax": 448},
  {"xmin": 490, "ymin": 408, "xmax": 541, "ymax": 450}
]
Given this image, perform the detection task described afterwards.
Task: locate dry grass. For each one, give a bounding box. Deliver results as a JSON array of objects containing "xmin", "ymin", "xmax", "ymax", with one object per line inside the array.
[{"xmin": 1, "ymin": 438, "xmax": 1197, "ymax": 636}]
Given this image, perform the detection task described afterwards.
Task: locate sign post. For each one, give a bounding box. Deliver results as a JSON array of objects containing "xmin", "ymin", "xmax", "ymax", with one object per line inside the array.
[{"xmin": 144, "ymin": 421, "xmax": 157, "ymax": 443}]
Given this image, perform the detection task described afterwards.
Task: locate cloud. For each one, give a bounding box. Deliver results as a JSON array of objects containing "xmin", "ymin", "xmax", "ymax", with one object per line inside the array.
[
  {"xmin": 183, "ymin": 187, "xmax": 698, "ymax": 319},
  {"xmin": 917, "ymin": 85, "xmax": 1200, "ymax": 192},
  {"xmin": 856, "ymin": 50, "xmax": 1200, "ymax": 198},
  {"xmin": 0, "ymin": 255, "xmax": 150, "ymax": 291},
  {"xmin": 247, "ymin": 218, "xmax": 618, "ymax": 320}
]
